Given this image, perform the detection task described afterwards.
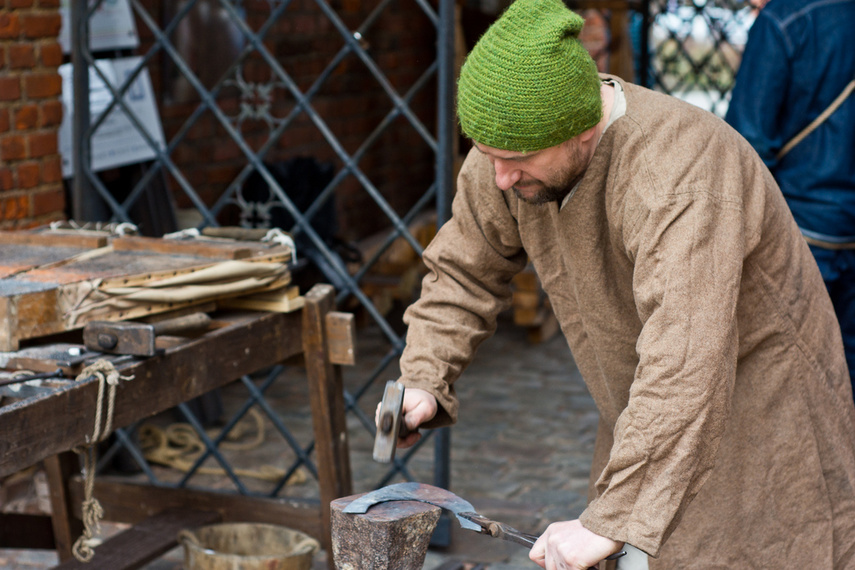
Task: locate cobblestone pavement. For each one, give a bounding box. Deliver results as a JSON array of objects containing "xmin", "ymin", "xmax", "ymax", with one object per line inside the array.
[{"xmin": 0, "ymin": 315, "xmax": 596, "ymax": 569}]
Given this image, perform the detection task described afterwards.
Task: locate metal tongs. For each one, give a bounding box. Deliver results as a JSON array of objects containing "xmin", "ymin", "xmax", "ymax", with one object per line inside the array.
[{"xmin": 458, "ymin": 511, "xmax": 627, "ymax": 561}]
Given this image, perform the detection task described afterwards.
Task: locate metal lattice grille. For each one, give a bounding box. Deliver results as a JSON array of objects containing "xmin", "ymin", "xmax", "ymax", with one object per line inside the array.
[
  {"xmin": 100, "ymin": 366, "xmax": 326, "ymax": 499},
  {"xmin": 648, "ymin": 0, "xmax": 754, "ymax": 116},
  {"xmin": 72, "ymin": 0, "xmax": 455, "ymax": 504}
]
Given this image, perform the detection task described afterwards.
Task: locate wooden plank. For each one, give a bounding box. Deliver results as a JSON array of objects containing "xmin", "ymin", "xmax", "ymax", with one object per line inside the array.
[
  {"xmin": 355, "ymin": 211, "xmax": 437, "ymax": 276},
  {"xmin": 0, "ymin": 287, "xmax": 64, "ymax": 352},
  {"xmin": 218, "ymin": 286, "xmax": 305, "ymax": 313},
  {"xmin": 53, "ymin": 508, "xmax": 221, "ymax": 570},
  {"xmin": 112, "ymin": 236, "xmax": 253, "ymax": 259},
  {"xmin": 0, "ymin": 295, "xmax": 17, "ymax": 351},
  {"xmin": 325, "ymin": 311, "xmax": 356, "ymax": 366},
  {"xmin": 67, "ymin": 478, "xmax": 323, "ymax": 542},
  {"xmin": 0, "ymin": 244, "xmax": 93, "ymax": 280},
  {"xmin": 0, "ymin": 237, "xmax": 292, "ymax": 349},
  {"xmin": 141, "ymin": 301, "xmax": 218, "ymax": 324},
  {"xmin": 10, "ymin": 287, "xmax": 63, "ymax": 350},
  {"xmin": 303, "ymin": 284, "xmax": 352, "ymax": 555},
  {"xmin": 0, "ymin": 513, "xmax": 56, "ymax": 549},
  {"xmin": 0, "ymin": 310, "xmax": 304, "ymax": 478},
  {"xmin": 201, "ymin": 226, "xmax": 271, "ymax": 241},
  {"xmin": 110, "ymin": 235, "xmax": 292, "ymax": 261},
  {"xmin": 0, "ymin": 251, "xmax": 292, "ymax": 349},
  {"xmin": 526, "ymin": 305, "xmax": 560, "ymax": 344},
  {"xmin": 0, "ymin": 230, "xmax": 108, "ymax": 249},
  {"xmin": 513, "ymin": 290, "xmax": 541, "ymax": 311},
  {"xmin": 513, "ymin": 307, "xmax": 540, "ymax": 327},
  {"xmin": 512, "ymin": 270, "xmax": 539, "ymax": 292},
  {"xmin": 217, "ymin": 296, "xmax": 305, "ymax": 313}
]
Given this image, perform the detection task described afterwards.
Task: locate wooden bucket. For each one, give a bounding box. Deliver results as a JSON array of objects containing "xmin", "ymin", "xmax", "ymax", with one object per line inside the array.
[{"xmin": 179, "ymin": 523, "xmax": 319, "ymax": 570}]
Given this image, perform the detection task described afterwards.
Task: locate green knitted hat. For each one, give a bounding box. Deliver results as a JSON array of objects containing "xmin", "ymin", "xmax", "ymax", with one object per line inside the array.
[{"xmin": 457, "ymin": 0, "xmax": 603, "ymax": 152}]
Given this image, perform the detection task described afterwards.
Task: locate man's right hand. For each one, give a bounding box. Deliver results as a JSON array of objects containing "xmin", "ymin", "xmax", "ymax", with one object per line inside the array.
[
  {"xmin": 529, "ymin": 520, "xmax": 624, "ymax": 570},
  {"xmin": 375, "ymin": 387, "xmax": 438, "ymax": 449}
]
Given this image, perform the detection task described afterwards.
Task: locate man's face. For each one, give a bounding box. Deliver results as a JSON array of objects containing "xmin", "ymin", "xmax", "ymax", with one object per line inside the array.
[
  {"xmin": 748, "ymin": 0, "xmax": 769, "ymax": 13},
  {"xmin": 475, "ymin": 138, "xmax": 590, "ymax": 205}
]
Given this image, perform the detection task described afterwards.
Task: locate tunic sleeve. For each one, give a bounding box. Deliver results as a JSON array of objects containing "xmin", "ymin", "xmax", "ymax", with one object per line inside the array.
[
  {"xmin": 398, "ymin": 149, "xmax": 528, "ymax": 428},
  {"xmin": 579, "ymin": 184, "xmax": 745, "ymax": 556}
]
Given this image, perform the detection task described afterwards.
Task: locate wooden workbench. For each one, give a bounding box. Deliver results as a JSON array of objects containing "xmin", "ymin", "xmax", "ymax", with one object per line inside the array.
[{"xmin": 0, "ymin": 230, "xmax": 353, "ymax": 569}]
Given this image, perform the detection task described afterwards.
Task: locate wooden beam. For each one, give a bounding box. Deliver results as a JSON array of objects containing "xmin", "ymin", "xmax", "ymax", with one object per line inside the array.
[
  {"xmin": 44, "ymin": 453, "xmax": 84, "ymax": 562},
  {"xmin": 303, "ymin": 284, "xmax": 353, "ymax": 555},
  {"xmin": 111, "ymin": 236, "xmax": 255, "ymax": 259},
  {"xmin": 0, "ymin": 310, "xmax": 303, "ymax": 479},
  {"xmin": 0, "ymin": 513, "xmax": 56, "ymax": 550},
  {"xmin": 0, "ymin": 230, "xmax": 108, "ymax": 249},
  {"xmin": 53, "ymin": 508, "xmax": 221, "ymax": 570},
  {"xmin": 67, "ymin": 477, "xmax": 323, "ymax": 542},
  {"xmin": 325, "ymin": 312, "xmax": 356, "ymax": 366}
]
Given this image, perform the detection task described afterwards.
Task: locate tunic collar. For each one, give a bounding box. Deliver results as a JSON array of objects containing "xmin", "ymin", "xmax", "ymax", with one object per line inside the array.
[{"xmin": 559, "ymin": 79, "xmax": 627, "ymax": 211}]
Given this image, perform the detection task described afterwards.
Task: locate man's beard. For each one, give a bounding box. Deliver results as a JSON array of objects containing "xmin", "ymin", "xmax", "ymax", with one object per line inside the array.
[
  {"xmin": 512, "ymin": 182, "xmax": 573, "ymax": 205},
  {"xmin": 511, "ymin": 140, "xmax": 587, "ymax": 205}
]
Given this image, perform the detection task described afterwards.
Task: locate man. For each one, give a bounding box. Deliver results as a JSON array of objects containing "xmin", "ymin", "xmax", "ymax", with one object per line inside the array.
[
  {"xmin": 386, "ymin": 0, "xmax": 855, "ymax": 567},
  {"xmin": 725, "ymin": 0, "xmax": 855, "ymax": 399}
]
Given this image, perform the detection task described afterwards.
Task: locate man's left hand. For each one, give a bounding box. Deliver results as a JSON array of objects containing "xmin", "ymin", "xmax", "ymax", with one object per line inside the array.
[{"xmin": 529, "ymin": 520, "xmax": 624, "ymax": 569}]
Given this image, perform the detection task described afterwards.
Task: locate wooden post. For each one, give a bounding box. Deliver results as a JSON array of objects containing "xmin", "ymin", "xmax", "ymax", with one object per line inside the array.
[
  {"xmin": 303, "ymin": 283, "xmax": 353, "ymax": 558},
  {"xmin": 330, "ymin": 495, "xmax": 441, "ymax": 570},
  {"xmin": 43, "ymin": 452, "xmax": 84, "ymax": 562}
]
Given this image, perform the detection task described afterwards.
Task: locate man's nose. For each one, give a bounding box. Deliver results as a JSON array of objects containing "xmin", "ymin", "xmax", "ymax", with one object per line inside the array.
[{"xmin": 493, "ymin": 159, "xmax": 521, "ymax": 191}]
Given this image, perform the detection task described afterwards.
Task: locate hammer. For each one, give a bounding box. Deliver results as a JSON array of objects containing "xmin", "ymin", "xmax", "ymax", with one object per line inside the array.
[
  {"xmin": 83, "ymin": 312, "xmax": 212, "ymax": 357},
  {"xmin": 373, "ymin": 380, "xmax": 413, "ymax": 463}
]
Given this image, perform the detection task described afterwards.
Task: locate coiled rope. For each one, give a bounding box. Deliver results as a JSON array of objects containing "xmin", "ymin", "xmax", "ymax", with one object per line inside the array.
[{"xmin": 138, "ymin": 408, "xmax": 307, "ymax": 485}]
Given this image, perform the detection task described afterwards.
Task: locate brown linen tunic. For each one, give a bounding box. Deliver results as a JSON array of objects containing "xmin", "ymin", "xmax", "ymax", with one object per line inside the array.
[{"xmin": 399, "ymin": 76, "xmax": 855, "ymax": 567}]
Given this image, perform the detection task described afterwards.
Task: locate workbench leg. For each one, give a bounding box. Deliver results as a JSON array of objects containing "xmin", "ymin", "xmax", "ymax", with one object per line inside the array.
[
  {"xmin": 43, "ymin": 452, "xmax": 83, "ymax": 563},
  {"xmin": 302, "ymin": 283, "xmax": 353, "ymax": 564}
]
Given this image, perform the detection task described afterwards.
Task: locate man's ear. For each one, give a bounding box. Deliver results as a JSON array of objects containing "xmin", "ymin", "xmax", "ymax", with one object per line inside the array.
[{"xmin": 578, "ymin": 125, "xmax": 598, "ymax": 143}]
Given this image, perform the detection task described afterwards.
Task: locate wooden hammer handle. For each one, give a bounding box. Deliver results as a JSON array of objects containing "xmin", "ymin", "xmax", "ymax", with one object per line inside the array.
[{"xmin": 152, "ymin": 312, "xmax": 211, "ymax": 335}]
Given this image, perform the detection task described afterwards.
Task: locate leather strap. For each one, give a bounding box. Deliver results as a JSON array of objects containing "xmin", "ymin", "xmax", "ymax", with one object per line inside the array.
[
  {"xmin": 777, "ymin": 79, "xmax": 855, "ymax": 160},
  {"xmin": 803, "ymin": 234, "xmax": 855, "ymax": 250}
]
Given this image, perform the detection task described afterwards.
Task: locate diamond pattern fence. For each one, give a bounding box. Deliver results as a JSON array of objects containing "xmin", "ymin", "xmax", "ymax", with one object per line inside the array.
[
  {"xmin": 647, "ymin": 0, "xmax": 755, "ymax": 116},
  {"xmin": 70, "ymin": 0, "xmax": 455, "ymax": 520}
]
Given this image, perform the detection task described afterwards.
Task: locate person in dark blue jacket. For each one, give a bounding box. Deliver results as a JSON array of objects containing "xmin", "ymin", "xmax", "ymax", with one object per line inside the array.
[{"xmin": 725, "ymin": 0, "xmax": 855, "ymax": 398}]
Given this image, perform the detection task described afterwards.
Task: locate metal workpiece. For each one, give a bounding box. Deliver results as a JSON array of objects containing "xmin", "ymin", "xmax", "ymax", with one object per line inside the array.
[{"xmin": 342, "ymin": 482, "xmax": 482, "ymax": 532}]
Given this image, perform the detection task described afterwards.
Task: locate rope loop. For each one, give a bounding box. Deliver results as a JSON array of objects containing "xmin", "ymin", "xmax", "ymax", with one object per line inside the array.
[
  {"xmin": 71, "ymin": 497, "xmax": 105, "ymax": 562},
  {"xmin": 70, "ymin": 359, "xmax": 133, "ymax": 562}
]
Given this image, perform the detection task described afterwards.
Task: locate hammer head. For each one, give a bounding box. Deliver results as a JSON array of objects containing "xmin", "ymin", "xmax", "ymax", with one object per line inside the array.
[
  {"xmin": 342, "ymin": 482, "xmax": 482, "ymax": 532},
  {"xmin": 83, "ymin": 312, "xmax": 211, "ymax": 357},
  {"xmin": 83, "ymin": 321, "xmax": 156, "ymax": 356},
  {"xmin": 373, "ymin": 380, "xmax": 407, "ymax": 463}
]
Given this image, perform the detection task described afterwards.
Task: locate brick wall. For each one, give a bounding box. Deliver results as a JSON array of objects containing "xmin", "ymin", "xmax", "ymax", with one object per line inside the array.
[{"xmin": 0, "ymin": 0, "xmax": 65, "ymax": 229}]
